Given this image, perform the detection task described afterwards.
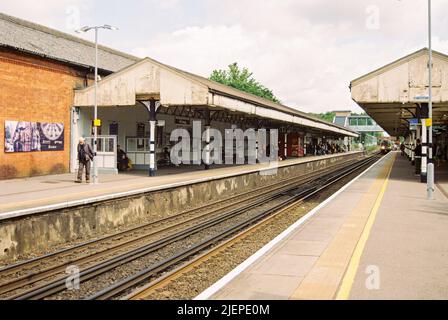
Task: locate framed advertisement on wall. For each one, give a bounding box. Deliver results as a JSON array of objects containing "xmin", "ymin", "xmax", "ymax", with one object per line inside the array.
[{"xmin": 4, "ymin": 120, "xmax": 64, "ymax": 153}]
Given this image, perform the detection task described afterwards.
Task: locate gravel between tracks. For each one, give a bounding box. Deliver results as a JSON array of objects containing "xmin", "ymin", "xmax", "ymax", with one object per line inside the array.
[
  {"xmin": 0, "ymin": 158, "xmax": 370, "ymax": 300},
  {"xmin": 49, "ymin": 196, "xmax": 290, "ymax": 299},
  {"xmin": 136, "ymin": 168, "xmax": 365, "ymax": 300}
]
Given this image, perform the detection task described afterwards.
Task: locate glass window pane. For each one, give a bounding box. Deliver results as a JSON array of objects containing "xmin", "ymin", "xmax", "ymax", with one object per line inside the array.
[
  {"xmin": 367, "ymin": 118, "xmax": 373, "ymax": 126},
  {"xmin": 137, "ymin": 138, "xmax": 145, "ymax": 151},
  {"xmin": 106, "ymin": 138, "xmax": 114, "ymax": 152},
  {"xmin": 349, "ymin": 118, "xmax": 358, "ymax": 126},
  {"xmin": 97, "ymin": 138, "xmax": 104, "ymax": 152},
  {"xmin": 334, "ymin": 116, "xmax": 346, "ymax": 126},
  {"xmin": 127, "ymin": 138, "xmax": 136, "ymax": 152},
  {"xmin": 358, "ymin": 118, "xmax": 367, "ymax": 126}
]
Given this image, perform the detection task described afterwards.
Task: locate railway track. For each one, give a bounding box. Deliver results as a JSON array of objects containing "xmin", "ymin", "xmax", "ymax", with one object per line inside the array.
[
  {"xmin": 0, "ymin": 154, "xmax": 380, "ymax": 300},
  {"xmin": 92, "ymin": 154, "xmax": 382, "ymax": 300}
]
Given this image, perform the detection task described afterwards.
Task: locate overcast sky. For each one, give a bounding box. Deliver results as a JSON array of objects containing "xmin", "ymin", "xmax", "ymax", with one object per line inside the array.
[{"xmin": 1, "ymin": 0, "xmax": 447, "ymax": 113}]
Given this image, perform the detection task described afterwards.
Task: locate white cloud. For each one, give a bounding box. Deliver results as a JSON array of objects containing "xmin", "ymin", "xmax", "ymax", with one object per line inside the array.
[
  {"xmin": 2, "ymin": 0, "xmax": 447, "ymax": 113},
  {"xmin": 129, "ymin": 0, "xmax": 448, "ymax": 113},
  {"xmin": 0, "ymin": 0, "xmax": 90, "ymax": 30}
]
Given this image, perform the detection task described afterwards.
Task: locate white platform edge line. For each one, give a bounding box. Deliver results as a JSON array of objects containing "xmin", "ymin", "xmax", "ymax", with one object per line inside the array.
[
  {"xmin": 194, "ymin": 152, "xmax": 390, "ymax": 300},
  {"xmin": 0, "ymin": 152, "xmax": 362, "ymax": 221}
]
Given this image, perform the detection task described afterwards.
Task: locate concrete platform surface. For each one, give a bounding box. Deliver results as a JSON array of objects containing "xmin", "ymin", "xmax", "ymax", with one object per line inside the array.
[
  {"xmin": 0, "ymin": 152, "xmax": 359, "ymax": 218},
  {"xmin": 208, "ymin": 152, "xmax": 448, "ymax": 300}
]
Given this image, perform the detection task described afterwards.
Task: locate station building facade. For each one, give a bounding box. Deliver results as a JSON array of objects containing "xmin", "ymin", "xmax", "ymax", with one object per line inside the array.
[
  {"xmin": 0, "ymin": 13, "xmax": 357, "ymax": 180},
  {"xmin": 0, "ymin": 13, "xmax": 138, "ymax": 179}
]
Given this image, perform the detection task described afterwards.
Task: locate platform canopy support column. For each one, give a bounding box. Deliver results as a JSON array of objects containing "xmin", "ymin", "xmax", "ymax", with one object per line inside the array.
[
  {"xmin": 204, "ymin": 109, "xmax": 211, "ymax": 170},
  {"xmin": 421, "ymin": 119, "xmax": 428, "ymax": 183},
  {"xmin": 141, "ymin": 100, "xmax": 158, "ymax": 177}
]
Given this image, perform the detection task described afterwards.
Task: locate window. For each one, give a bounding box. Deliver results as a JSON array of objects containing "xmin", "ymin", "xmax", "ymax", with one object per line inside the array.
[
  {"xmin": 334, "ymin": 116, "xmax": 346, "ymax": 126},
  {"xmin": 367, "ymin": 118, "xmax": 373, "ymax": 126},
  {"xmin": 349, "ymin": 118, "xmax": 358, "ymax": 126},
  {"xmin": 358, "ymin": 118, "xmax": 368, "ymax": 126}
]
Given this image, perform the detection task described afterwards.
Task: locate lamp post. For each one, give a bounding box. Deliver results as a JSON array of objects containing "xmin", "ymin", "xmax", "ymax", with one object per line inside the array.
[
  {"xmin": 427, "ymin": 0, "xmax": 435, "ymax": 199},
  {"xmin": 76, "ymin": 25, "xmax": 118, "ymax": 184}
]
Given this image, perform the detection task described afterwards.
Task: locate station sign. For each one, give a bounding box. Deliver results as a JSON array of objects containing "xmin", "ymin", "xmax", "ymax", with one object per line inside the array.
[
  {"xmin": 414, "ymin": 95, "xmax": 429, "ymax": 101},
  {"xmin": 409, "ymin": 118, "xmax": 419, "ymax": 125}
]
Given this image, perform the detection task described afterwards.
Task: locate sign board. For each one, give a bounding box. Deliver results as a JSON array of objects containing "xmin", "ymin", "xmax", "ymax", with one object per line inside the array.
[
  {"xmin": 175, "ymin": 118, "xmax": 191, "ymax": 126},
  {"xmin": 4, "ymin": 120, "xmax": 64, "ymax": 153},
  {"xmin": 409, "ymin": 118, "xmax": 419, "ymax": 125},
  {"xmin": 414, "ymin": 95, "xmax": 429, "ymax": 101}
]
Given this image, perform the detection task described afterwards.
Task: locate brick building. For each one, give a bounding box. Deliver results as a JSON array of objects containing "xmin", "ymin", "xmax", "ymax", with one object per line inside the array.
[{"xmin": 0, "ymin": 13, "xmax": 138, "ymax": 179}]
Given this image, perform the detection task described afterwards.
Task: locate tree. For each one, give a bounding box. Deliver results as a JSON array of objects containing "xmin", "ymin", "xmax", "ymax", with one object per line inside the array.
[
  {"xmin": 308, "ymin": 112, "xmax": 335, "ymax": 123},
  {"xmin": 209, "ymin": 63, "xmax": 280, "ymax": 103}
]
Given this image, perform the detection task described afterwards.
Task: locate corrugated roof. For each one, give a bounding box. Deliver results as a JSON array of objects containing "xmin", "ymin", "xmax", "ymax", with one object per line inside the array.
[
  {"xmin": 0, "ymin": 12, "xmax": 354, "ymax": 134},
  {"xmin": 143, "ymin": 57, "xmax": 355, "ymax": 133},
  {"xmin": 0, "ymin": 12, "xmax": 139, "ymax": 72}
]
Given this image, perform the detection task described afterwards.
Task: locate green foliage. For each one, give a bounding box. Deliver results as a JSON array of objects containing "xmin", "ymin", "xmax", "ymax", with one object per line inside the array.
[
  {"xmin": 209, "ymin": 63, "xmax": 280, "ymax": 103},
  {"xmin": 351, "ymin": 112, "xmax": 368, "ymax": 116},
  {"xmin": 308, "ymin": 112, "xmax": 336, "ymax": 123}
]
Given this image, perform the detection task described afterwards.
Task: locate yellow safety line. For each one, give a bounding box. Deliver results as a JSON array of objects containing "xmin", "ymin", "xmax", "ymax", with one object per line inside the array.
[{"xmin": 335, "ymin": 154, "xmax": 395, "ymax": 300}]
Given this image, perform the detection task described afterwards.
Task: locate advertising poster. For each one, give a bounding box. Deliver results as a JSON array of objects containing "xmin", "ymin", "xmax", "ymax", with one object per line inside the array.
[{"xmin": 4, "ymin": 120, "xmax": 64, "ymax": 153}]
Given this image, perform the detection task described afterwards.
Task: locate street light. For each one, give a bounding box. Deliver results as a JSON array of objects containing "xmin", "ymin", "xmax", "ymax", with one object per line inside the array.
[
  {"xmin": 75, "ymin": 25, "xmax": 118, "ymax": 184},
  {"xmin": 397, "ymin": 0, "xmax": 435, "ymax": 199},
  {"xmin": 427, "ymin": 0, "xmax": 435, "ymax": 200}
]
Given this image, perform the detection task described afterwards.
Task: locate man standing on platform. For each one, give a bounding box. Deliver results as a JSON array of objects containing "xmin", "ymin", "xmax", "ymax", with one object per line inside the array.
[
  {"xmin": 414, "ymin": 139, "xmax": 422, "ymax": 175},
  {"xmin": 76, "ymin": 137, "xmax": 94, "ymax": 183}
]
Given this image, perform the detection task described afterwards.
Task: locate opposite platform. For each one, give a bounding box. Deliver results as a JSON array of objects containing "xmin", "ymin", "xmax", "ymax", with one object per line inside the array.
[
  {"xmin": 0, "ymin": 152, "xmax": 361, "ymax": 219},
  {"xmin": 205, "ymin": 152, "xmax": 448, "ymax": 300}
]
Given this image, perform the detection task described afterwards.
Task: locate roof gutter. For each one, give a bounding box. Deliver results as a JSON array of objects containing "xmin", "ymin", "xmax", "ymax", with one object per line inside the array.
[{"xmin": 208, "ymin": 88, "xmax": 357, "ymax": 135}]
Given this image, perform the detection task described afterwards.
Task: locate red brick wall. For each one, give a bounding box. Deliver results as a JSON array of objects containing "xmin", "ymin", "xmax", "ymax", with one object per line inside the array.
[{"xmin": 0, "ymin": 49, "xmax": 87, "ymax": 179}]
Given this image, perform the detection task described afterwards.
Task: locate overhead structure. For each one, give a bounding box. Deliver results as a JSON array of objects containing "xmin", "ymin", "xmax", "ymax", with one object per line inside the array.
[
  {"xmin": 350, "ymin": 48, "xmax": 448, "ymax": 137},
  {"xmin": 74, "ymin": 57, "xmax": 358, "ymax": 138}
]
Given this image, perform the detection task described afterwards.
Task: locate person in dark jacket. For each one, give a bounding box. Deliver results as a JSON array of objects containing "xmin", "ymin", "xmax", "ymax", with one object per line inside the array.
[
  {"xmin": 414, "ymin": 139, "xmax": 422, "ymax": 175},
  {"xmin": 117, "ymin": 145, "xmax": 129, "ymax": 171},
  {"xmin": 76, "ymin": 137, "xmax": 94, "ymax": 183}
]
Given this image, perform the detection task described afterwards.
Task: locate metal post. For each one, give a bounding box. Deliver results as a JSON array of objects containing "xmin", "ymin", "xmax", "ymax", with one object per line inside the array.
[
  {"xmin": 148, "ymin": 100, "xmax": 157, "ymax": 177},
  {"xmin": 75, "ymin": 25, "xmax": 118, "ymax": 183},
  {"xmin": 284, "ymin": 133, "xmax": 288, "ymax": 157},
  {"xmin": 255, "ymin": 129, "xmax": 259, "ymax": 162},
  {"xmin": 92, "ymin": 27, "xmax": 99, "ymax": 184},
  {"xmin": 421, "ymin": 119, "xmax": 428, "ymax": 183},
  {"xmin": 204, "ymin": 109, "xmax": 211, "ymax": 170},
  {"xmin": 427, "ymin": 0, "xmax": 435, "ymax": 199}
]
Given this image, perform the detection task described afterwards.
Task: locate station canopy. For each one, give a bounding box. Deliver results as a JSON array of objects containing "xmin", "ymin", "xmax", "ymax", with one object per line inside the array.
[
  {"xmin": 74, "ymin": 57, "xmax": 358, "ymax": 138},
  {"xmin": 351, "ymin": 48, "xmax": 448, "ymax": 137}
]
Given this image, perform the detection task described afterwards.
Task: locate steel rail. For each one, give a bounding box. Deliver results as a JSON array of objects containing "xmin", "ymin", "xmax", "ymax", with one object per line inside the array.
[
  {"xmin": 0, "ymin": 158, "xmax": 360, "ymax": 296},
  {"xmin": 4, "ymin": 155, "xmax": 378, "ymax": 300},
  {"xmin": 90, "ymin": 155, "xmax": 381, "ymax": 300}
]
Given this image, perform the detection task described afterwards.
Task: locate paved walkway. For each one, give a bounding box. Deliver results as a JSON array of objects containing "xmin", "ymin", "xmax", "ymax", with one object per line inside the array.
[
  {"xmin": 208, "ymin": 152, "xmax": 448, "ymax": 300},
  {"xmin": 0, "ymin": 152, "xmax": 358, "ymax": 218}
]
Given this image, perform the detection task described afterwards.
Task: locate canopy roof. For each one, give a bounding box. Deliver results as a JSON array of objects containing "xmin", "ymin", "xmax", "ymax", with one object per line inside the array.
[
  {"xmin": 351, "ymin": 48, "xmax": 448, "ymax": 136},
  {"xmin": 74, "ymin": 57, "xmax": 358, "ymax": 137}
]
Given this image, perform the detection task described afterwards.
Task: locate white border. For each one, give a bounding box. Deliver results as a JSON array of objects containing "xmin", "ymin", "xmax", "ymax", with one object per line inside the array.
[{"xmin": 194, "ymin": 152, "xmax": 389, "ymax": 300}]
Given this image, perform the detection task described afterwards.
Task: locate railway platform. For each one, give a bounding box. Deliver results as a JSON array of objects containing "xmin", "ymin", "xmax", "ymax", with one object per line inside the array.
[
  {"xmin": 201, "ymin": 151, "xmax": 448, "ymax": 300},
  {"xmin": 0, "ymin": 152, "xmax": 361, "ymax": 219}
]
